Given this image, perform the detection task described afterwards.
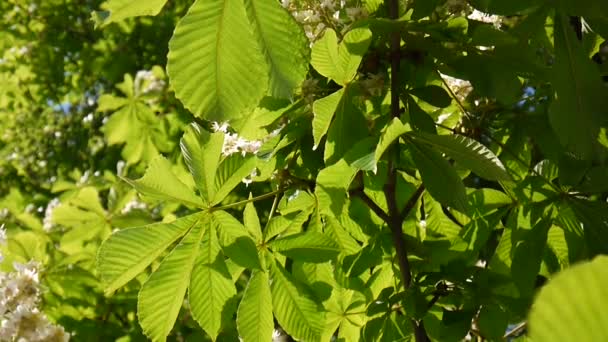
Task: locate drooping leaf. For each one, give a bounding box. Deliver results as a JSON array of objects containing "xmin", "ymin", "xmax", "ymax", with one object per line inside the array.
[
  {"xmin": 269, "ymin": 231, "xmax": 340, "ymax": 263},
  {"xmin": 180, "ymin": 123, "xmax": 224, "ymax": 204},
  {"xmin": 529, "ymin": 256, "xmax": 608, "ymax": 341},
  {"xmin": 312, "ymin": 88, "xmax": 345, "ymax": 150},
  {"xmin": 408, "ymin": 131, "xmax": 511, "ymax": 181},
  {"xmin": 97, "ymin": 213, "xmax": 202, "ymax": 294},
  {"xmin": 236, "ymin": 271, "xmax": 274, "ymax": 342},
  {"xmin": 375, "ymin": 117, "xmax": 411, "ymax": 162},
  {"xmin": 243, "ymin": 0, "xmax": 309, "ymax": 98},
  {"xmin": 92, "ymin": 0, "xmax": 168, "ymax": 28},
  {"xmin": 138, "ymin": 221, "xmax": 205, "ymax": 342},
  {"xmin": 270, "ymin": 260, "xmax": 325, "ymax": 342},
  {"xmin": 123, "ymin": 155, "xmax": 204, "ymax": 208},
  {"xmin": 511, "ymin": 218, "xmax": 551, "ymax": 296},
  {"xmin": 548, "ymin": 14, "xmax": 606, "ymax": 159},
  {"xmin": 167, "ymin": 0, "xmax": 268, "ymax": 121},
  {"xmin": 213, "ymin": 210, "xmax": 262, "ymax": 270},
  {"xmin": 409, "ymin": 139, "xmax": 469, "ymax": 213},
  {"xmin": 189, "ymin": 221, "xmax": 237, "ymax": 340},
  {"xmin": 323, "ymin": 86, "xmax": 369, "ymax": 164}
]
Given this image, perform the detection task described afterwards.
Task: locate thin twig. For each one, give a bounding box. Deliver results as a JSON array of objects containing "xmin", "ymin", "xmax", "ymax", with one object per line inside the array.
[
  {"xmin": 211, "ymin": 188, "xmax": 285, "ymax": 212},
  {"xmin": 399, "ymin": 185, "xmax": 425, "ymax": 221},
  {"xmin": 504, "ymin": 322, "xmax": 527, "ymax": 339}
]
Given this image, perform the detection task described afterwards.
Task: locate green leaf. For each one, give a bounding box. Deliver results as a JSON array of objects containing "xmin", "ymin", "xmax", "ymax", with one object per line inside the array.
[
  {"xmin": 549, "ymin": 14, "xmax": 605, "ymax": 159},
  {"xmin": 568, "ymin": 198, "xmax": 608, "ymax": 255},
  {"xmin": 477, "ymin": 305, "xmax": 508, "ymax": 340},
  {"xmin": 375, "ymin": 117, "xmax": 411, "ymax": 162},
  {"xmin": 213, "ymin": 210, "xmax": 262, "ymax": 270},
  {"xmin": 243, "ymin": 0, "xmax": 309, "ymax": 98},
  {"xmin": 92, "ymin": 0, "xmax": 168, "ymax": 28},
  {"xmin": 529, "ymin": 256, "xmax": 608, "ymax": 341},
  {"xmin": 180, "ymin": 123, "xmax": 224, "ymax": 204},
  {"xmin": 324, "ymin": 86, "xmax": 369, "ymax": 164},
  {"xmin": 269, "ymin": 231, "xmax": 340, "ymax": 263},
  {"xmin": 325, "ymin": 216, "xmax": 360, "ymax": 256},
  {"xmin": 311, "ymin": 27, "xmax": 373, "ymax": 85},
  {"xmin": 167, "ymin": 0, "xmax": 268, "ymax": 121},
  {"xmin": 409, "ymin": 85, "xmax": 452, "ymax": 108},
  {"xmin": 409, "ymin": 132, "xmax": 511, "ymax": 181},
  {"xmin": 236, "ymin": 271, "xmax": 274, "ymax": 342},
  {"xmin": 212, "ymin": 154, "xmax": 257, "ymax": 205},
  {"xmin": 189, "ymin": 221, "xmax": 237, "ymax": 340},
  {"xmin": 407, "ymin": 96, "xmax": 437, "ymax": 134},
  {"xmin": 312, "ymin": 88, "xmax": 345, "ymax": 150},
  {"xmin": 316, "ymin": 138, "xmax": 376, "ymax": 218},
  {"xmin": 97, "ymin": 213, "xmax": 201, "ymax": 294},
  {"xmin": 103, "ymin": 101, "xmax": 165, "ymax": 165},
  {"xmin": 409, "ymin": 139, "xmax": 469, "ymax": 213},
  {"xmin": 138, "ymin": 221, "xmax": 205, "ymax": 342},
  {"xmin": 270, "ymin": 260, "xmax": 324, "ymax": 342},
  {"xmin": 123, "ymin": 155, "xmax": 204, "ymax": 208},
  {"xmin": 511, "ymin": 218, "xmax": 551, "ymax": 296},
  {"xmin": 244, "ymin": 199, "xmax": 263, "ymax": 244}
]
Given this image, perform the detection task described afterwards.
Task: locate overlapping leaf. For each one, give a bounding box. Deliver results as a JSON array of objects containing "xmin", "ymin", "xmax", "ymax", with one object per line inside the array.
[
  {"xmin": 189, "ymin": 222, "xmax": 237, "ymax": 340},
  {"xmin": 180, "ymin": 123, "xmax": 224, "ymax": 204},
  {"xmin": 236, "ymin": 271, "xmax": 274, "ymax": 342},
  {"xmin": 97, "ymin": 213, "xmax": 201, "ymax": 294},
  {"xmin": 270, "ymin": 261, "xmax": 325, "ymax": 341},
  {"xmin": 122, "ymin": 155, "xmax": 204, "ymax": 208},
  {"xmin": 138, "ymin": 221, "xmax": 205, "ymax": 341},
  {"xmin": 243, "ymin": 0, "xmax": 309, "ymax": 98},
  {"xmin": 408, "ymin": 131, "xmax": 511, "ymax": 181}
]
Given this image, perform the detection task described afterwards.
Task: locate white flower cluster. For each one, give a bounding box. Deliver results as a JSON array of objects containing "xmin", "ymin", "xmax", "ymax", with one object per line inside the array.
[
  {"xmin": 134, "ymin": 70, "xmax": 166, "ymax": 96},
  {"xmin": 42, "ymin": 198, "xmax": 60, "ymax": 232},
  {"xmin": 282, "ymin": 0, "xmax": 368, "ymax": 41},
  {"xmin": 467, "ymin": 9, "xmax": 502, "ymax": 28},
  {"xmin": 212, "ymin": 122, "xmax": 265, "ymax": 157},
  {"xmin": 0, "ymin": 260, "xmax": 70, "ymax": 342},
  {"xmin": 211, "ymin": 122, "xmax": 283, "ymax": 185},
  {"xmin": 121, "ymin": 199, "xmax": 147, "ymax": 214}
]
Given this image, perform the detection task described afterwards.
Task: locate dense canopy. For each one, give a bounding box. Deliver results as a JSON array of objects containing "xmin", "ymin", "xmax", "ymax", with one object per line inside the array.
[{"xmin": 1, "ymin": 0, "xmax": 607, "ymax": 341}]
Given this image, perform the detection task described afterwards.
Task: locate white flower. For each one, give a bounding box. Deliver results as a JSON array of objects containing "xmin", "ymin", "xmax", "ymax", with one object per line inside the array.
[
  {"xmin": 241, "ymin": 169, "xmax": 259, "ymax": 186},
  {"xmin": 134, "ymin": 70, "xmax": 166, "ymax": 96},
  {"xmin": 42, "ymin": 198, "xmax": 60, "ymax": 232},
  {"xmin": 346, "ymin": 6, "xmax": 368, "ymax": 21},
  {"xmin": 211, "ymin": 121, "xmax": 229, "ymax": 133},
  {"xmin": 0, "ymin": 224, "xmax": 6, "ymax": 246},
  {"xmin": 467, "ymin": 9, "xmax": 502, "ymax": 28},
  {"xmin": 121, "ymin": 199, "xmax": 147, "ymax": 214},
  {"xmin": 320, "ymin": 0, "xmax": 336, "ymax": 12}
]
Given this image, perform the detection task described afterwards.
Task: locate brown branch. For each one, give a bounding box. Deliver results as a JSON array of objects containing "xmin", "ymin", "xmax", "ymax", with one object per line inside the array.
[
  {"xmin": 349, "ymin": 188, "xmax": 390, "ymax": 222},
  {"xmin": 385, "ymin": 1, "xmax": 430, "ymax": 337},
  {"xmin": 399, "ymin": 185, "xmax": 425, "ymax": 221}
]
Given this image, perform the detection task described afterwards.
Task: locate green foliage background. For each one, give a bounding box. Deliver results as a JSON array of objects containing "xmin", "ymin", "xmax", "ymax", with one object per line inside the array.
[{"xmin": 1, "ymin": 0, "xmax": 607, "ymax": 341}]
